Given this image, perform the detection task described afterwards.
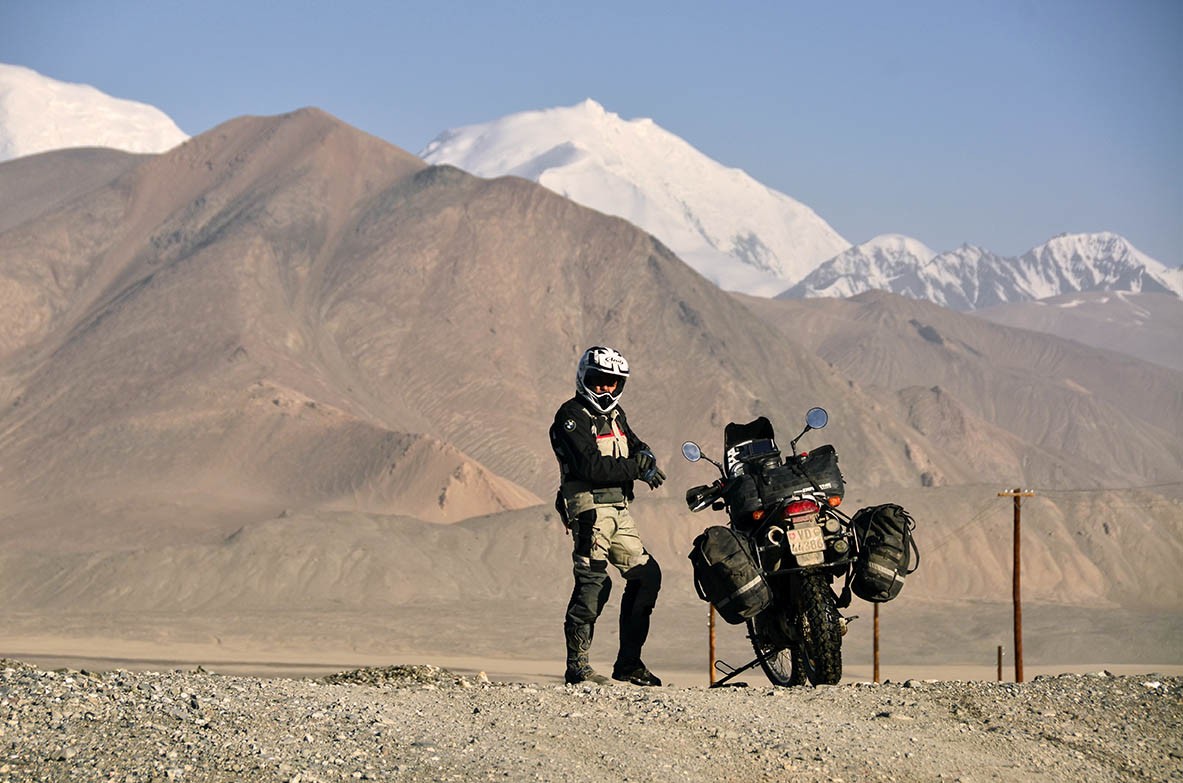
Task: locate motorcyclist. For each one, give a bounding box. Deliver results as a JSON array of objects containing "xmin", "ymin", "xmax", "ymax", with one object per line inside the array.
[{"xmin": 549, "ymin": 346, "xmax": 666, "ymax": 686}]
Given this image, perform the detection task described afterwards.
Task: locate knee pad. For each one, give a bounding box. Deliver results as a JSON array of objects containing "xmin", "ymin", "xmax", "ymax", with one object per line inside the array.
[
  {"xmin": 622, "ymin": 557, "xmax": 662, "ymax": 606},
  {"xmin": 624, "ymin": 556, "xmax": 661, "ymax": 584}
]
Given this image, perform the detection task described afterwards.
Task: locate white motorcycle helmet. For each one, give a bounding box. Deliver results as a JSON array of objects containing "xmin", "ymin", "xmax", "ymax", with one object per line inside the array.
[{"xmin": 576, "ymin": 346, "xmax": 630, "ymax": 414}]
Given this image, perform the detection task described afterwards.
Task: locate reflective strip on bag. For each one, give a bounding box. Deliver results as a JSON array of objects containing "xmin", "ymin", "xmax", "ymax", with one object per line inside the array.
[
  {"xmin": 867, "ymin": 560, "xmax": 902, "ymax": 580},
  {"xmin": 716, "ymin": 575, "xmax": 766, "ymax": 608}
]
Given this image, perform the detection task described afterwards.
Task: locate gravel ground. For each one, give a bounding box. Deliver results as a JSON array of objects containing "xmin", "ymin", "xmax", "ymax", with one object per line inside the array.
[{"xmin": 2, "ymin": 658, "xmax": 1180, "ymax": 783}]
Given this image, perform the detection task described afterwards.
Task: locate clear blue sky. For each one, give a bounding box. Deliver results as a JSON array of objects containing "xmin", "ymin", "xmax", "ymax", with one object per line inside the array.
[{"xmin": 4, "ymin": 0, "xmax": 1180, "ymax": 262}]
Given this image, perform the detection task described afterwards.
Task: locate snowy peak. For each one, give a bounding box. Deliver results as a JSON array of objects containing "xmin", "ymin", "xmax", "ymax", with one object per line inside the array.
[
  {"xmin": 860, "ymin": 234, "xmax": 937, "ymax": 262},
  {"xmin": 1017, "ymin": 232, "xmax": 1179, "ymax": 298},
  {"xmin": 0, "ymin": 63, "xmax": 188, "ymax": 162},
  {"xmin": 420, "ymin": 100, "xmax": 851, "ymax": 295},
  {"xmin": 781, "ymin": 231, "xmax": 1180, "ymax": 310},
  {"xmin": 779, "ymin": 234, "xmax": 938, "ymax": 302}
]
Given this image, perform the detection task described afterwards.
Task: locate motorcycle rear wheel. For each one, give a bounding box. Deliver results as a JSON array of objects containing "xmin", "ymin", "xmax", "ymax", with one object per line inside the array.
[{"xmin": 795, "ymin": 572, "xmax": 843, "ymax": 685}]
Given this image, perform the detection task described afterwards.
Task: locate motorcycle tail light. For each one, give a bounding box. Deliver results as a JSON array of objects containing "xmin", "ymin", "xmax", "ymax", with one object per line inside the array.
[{"xmin": 784, "ymin": 499, "xmax": 820, "ymax": 518}]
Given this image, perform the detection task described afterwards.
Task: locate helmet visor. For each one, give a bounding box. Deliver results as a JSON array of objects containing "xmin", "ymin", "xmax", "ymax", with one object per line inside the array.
[{"xmin": 584, "ymin": 369, "xmax": 626, "ymax": 394}]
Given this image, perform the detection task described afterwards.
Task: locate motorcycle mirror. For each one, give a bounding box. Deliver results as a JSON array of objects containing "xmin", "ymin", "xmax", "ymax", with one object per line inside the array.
[
  {"xmin": 806, "ymin": 407, "xmax": 829, "ymax": 430},
  {"xmin": 684, "ymin": 441, "xmax": 727, "ymax": 477},
  {"xmin": 790, "ymin": 407, "xmax": 830, "ymax": 455}
]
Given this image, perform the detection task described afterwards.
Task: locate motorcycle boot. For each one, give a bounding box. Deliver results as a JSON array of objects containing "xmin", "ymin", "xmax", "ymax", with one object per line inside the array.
[
  {"xmin": 564, "ymin": 622, "xmax": 611, "ymax": 685},
  {"xmin": 612, "ymin": 661, "xmax": 662, "ymax": 687},
  {"xmin": 613, "ymin": 557, "xmax": 663, "ymax": 686}
]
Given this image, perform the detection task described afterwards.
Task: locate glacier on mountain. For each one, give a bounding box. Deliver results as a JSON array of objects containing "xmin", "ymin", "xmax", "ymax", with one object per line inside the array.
[
  {"xmin": 0, "ymin": 63, "xmax": 188, "ymax": 162},
  {"xmin": 420, "ymin": 99, "xmax": 851, "ymax": 296}
]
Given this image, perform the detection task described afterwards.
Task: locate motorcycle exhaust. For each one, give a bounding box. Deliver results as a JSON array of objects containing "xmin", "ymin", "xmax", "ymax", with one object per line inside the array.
[{"xmin": 766, "ymin": 526, "xmax": 785, "ymax": 546}]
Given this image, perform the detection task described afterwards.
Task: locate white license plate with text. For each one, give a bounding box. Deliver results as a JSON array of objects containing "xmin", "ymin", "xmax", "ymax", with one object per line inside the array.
[{"xmin": 787, "ymin": 524, "xmax": 825, "ymax": 555}]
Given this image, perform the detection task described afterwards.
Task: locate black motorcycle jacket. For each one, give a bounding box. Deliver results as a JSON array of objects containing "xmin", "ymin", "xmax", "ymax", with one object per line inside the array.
[{"xmin": 550, "ymin": 396, "xmax": 649, "ymax": 515}]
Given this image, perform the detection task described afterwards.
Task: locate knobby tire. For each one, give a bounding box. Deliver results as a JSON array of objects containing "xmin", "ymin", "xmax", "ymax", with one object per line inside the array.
[
  {"xmin": 797, "ymin": 571, "xmax": 843, "ymax": 685},
  {"xmin": 747, "ymin": 572, "xmax": 843, "ymax": 687}
]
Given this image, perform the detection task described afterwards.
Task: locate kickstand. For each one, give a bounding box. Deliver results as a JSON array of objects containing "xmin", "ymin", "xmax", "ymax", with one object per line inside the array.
[{"xmin": 710, "ymin": 658, "xmax": 759, "ymax": 688}]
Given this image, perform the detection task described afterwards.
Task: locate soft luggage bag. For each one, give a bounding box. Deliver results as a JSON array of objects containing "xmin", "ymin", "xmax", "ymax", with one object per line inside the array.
[
  {"xmin": 851, "ymin": 503, "xmax": 919, "ymax": 602},
  {"xmin": 688, "ymin": 526, "xmax": 772, "ymax": 624},
  {"xmin": 759, "ymin": 445, "xmax": 846, "ymax": 505}
]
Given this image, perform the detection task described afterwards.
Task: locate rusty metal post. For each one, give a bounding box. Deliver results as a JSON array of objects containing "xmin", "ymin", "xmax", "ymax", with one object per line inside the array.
[
  {"xmin": 708, "ymin": 604, "xmax": 717, "ymax": 686},
  {"xmin": 1013, "ymin": 489, "xmax": 1024, "ymax": 683},
  {"xmin": 873, "ymin": 602, "xmax": 880, "ymax": 684},
  {"xmin": 997, "ymin": 645, "xmax": 1003, "ymax": 682},
  {"xmin": 998, "ymin": 488, "xmax": 1034, "ymax": 683}
]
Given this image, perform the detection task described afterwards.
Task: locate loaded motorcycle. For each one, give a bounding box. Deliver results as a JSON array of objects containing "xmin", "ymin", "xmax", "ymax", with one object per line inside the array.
[{"xmin": 683, "ymin": 407, "xmax": 862, "ymax": 687}]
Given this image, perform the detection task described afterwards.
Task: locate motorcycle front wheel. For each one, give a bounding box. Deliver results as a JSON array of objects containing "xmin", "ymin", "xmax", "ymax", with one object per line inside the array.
[{"xmin": 746, "ymin": 610, "xmax": 807, "ymax": 687}]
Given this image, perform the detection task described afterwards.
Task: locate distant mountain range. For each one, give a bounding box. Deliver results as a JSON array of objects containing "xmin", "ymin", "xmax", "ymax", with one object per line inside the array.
[
  {"xmin": 781, "ymin": 232, "xmax": 1182, "ymax": 310},
  {"xmin": 420, "ymin": 102, "xmax": 1180, "ymax": 308},
  {"xmin": 1, "ymin": 64, "xmax": 1178, "ymax": 316}
]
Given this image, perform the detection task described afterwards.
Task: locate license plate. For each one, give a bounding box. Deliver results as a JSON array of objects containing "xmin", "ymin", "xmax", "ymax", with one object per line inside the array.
[{"xmin": 787, "ymin": 524, "xmax": 825, "ymax": 555}]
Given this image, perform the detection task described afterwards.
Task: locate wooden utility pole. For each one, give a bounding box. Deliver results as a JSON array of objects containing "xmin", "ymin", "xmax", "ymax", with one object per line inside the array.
[
  {"xmin": 997, "ymin": 488, "xmax": 1035, "ymax": 682},
  {"xmin": 708, "ymin": 604, "xmax": 717, "ymax": 686},
  {"xmin": 873, "ymin": 603, "xmax": 881, "ymax": 683}
]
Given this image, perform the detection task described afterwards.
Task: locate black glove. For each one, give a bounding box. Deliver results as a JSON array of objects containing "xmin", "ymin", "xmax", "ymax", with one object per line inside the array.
[
  {"xmin": 645, "ymin": 466, "xmax": 666, "ymax": 490},
  {"xmin": 635, "ymin": 449, "xmax": 664, "ymax": 489}
]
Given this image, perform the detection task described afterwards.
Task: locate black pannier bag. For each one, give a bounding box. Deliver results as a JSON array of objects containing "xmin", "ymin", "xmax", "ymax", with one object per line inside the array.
[
  {"xmin": 850, "ymin": 504, "xmax": 920, "ymax": 603},
  {"xmin": 688, "ymin": 526, "xmax": 772, "ymax": 624}
]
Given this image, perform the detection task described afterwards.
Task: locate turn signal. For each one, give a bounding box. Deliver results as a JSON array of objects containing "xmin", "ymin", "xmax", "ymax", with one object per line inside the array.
[
  {"xmin": 752, "ymin": 509, "xmax": 765, "ymax": 521},
  {"xmin": 828, "ymin": 496, "xmax": 842, "ymax": 508}
]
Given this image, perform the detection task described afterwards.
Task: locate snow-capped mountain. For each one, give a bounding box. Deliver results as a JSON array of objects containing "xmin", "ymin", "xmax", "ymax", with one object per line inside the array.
[
  {"xmin": 777, "ymin": 234, "xmax": 935, "ymax": 298},
  {"xmin": 1015, "ymin": 233, "xmax": 1180, "ymax": 300},
  {"xmin": 0, "ymin": 63, "xmax": 188, "ymax": 162},
  {"xmin": 5, "ymin": 65, "xmax": 1173, "ymax": 312},
  {"xmin": 420, "ymin": 99, "xmax": 851, "ymax": 296},
  {"xmin": 781, "ymin": 231, "xmax": 1181, "ymax": 310}
]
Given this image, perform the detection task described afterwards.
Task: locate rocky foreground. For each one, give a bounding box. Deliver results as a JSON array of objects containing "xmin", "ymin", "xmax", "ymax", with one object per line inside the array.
[{"xmin": 1, "ymin": 659, "xmax": 1180, "ymax": 782}]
